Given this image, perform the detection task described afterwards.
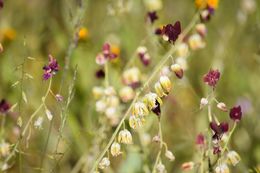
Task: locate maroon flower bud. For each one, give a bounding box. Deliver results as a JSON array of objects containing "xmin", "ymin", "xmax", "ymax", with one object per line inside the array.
[
  {"xmin": 147, "ymin": 11, "xmax": 158, "ymax": 24},
  {"xmin": 95, "ymin": 69, "xmax": 105, "ymax": 79},
  {"xmin": 0, "ymin": 99, "xmax": 10, "ymax": 114},
  {"xmin": 213, "ymin": 146, "xmax": 221, "ymax": 155},
  {"xmin": 230, "ymin": 105, "xmax": 242, "ymax": 121},
  {"xmin": 151, "ymin": 100, "xmax": 161, "ymax": 116},
  {"xmin": 42, "ymin": 54, "xmax": 59, "ymax": 80},
  {"xmin": 203, "ymin": 69, "xmax": 220, "ymax": 88},
  {"xmin": 160, "ymin": 21, "xmax": 181, "ymax": 44}
]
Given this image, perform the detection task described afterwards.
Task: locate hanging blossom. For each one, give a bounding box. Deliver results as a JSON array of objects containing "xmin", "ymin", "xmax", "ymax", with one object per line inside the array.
[
  {"xmin": 195, "ymin": 0, "xmax": 219, "ymax": 22},
  {"xmin": 210, "ymin": 121, "xmax": 229, "ymax": 140},
  {"xmin": 42, "ymin": 54, "xmax": 59, "ymax": 80}
]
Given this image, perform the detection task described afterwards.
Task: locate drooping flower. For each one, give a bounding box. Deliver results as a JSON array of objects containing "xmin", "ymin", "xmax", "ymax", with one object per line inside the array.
[
  {"xmin": 171, "ymin": 63, "xmax": 184, "ymax": 79},
  {"xmin": 229, "ymin": 105, "xmax": 242, "ymax": 121},
  {"xmin": 188, "ymin": 34, "xmax": 206, "ymax": 50},
  {"xmin": 147, "ymin": 11, "xmax": 158, "ymax": 24},
  {"xmin": 143, "ymin": 92, "xmax": 163, "ymax": 116},
  {"xmin": 110, "ymin": 142, "xmax": 121, "ymax": 156},
  {"xmin": 129, "ymin": 115, "xmax": 144, "ymax": 129},
  {"xmin": 137, "ymin": 46, "xmax": 151, "ymax": 66},
  {"xmin": 119, "ymin": 86, "xmax": 135, "ymax": 103},
  {"xmin": 165, "ymin": 150, "xmax": 175, "ymax": 161},
  {"xmin": 0, "ymin": 141, "xmax": 10, "ymax": 157},
  {"xmin": 200, "ymin": 98, "xmax": 208, "ymax": 109},
  {"xmin": 210, "ymin": 121, "xmax": 229, "ymax": 140},
  {"xmin": 0, "ymin": 99, "xmax": 10, "ymax": 114},
  {"xmin": 122, "ymin": 67, "xmax": 141, "ymax": 88},
  {"xmin": 118, "ymin": 129, "xmax": 133, "ymax": 144},
  {"xmin": 227, "ymin": 150, "xmax": 241, "ymax": 166},
  {"xmin": 203, "ymin": 69, "xmax": 220, "ymax": 88},
  {"xmin": 217, "ymin": 102, "xmax": 228, "ymax": 112},
  {"xmin": 42, "ymin": 54, "xmax": 59, "ymax": 80},
  {"xmin": 156, "ymin": 162, "xmax": 166, "ymax": 173},
  {"xmin": 99, "ymin": 157, "xmax": 110, "ymax": 169},
  {"xmin": 132, "ymin": 101, "xmax": 149, "ymax": 117}
]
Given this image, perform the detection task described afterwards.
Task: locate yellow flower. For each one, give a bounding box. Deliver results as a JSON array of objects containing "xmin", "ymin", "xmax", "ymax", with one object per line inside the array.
[
  {"xmin": 207, "ymin": 0, "xmax": 219, "ymax": 9},
  {"xmin": 1, "ymin": 28, "xmax": 16, "ymax": 41},
  {"xmin": 111, "ymin": 45, "xmax": 120, "ymax": 56},
  {"xmin": 78, "ymin": 27, "xmax": 89, "ymax": 40},
  {"xmin": 195, "ymin": 0, "xmax": 207, "ymax": 9}
]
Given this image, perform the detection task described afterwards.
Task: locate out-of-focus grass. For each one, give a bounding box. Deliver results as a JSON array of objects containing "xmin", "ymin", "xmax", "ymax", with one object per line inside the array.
[{"xmin": 0, "ymin": 0, "xmax": 260, "ymax": 172}]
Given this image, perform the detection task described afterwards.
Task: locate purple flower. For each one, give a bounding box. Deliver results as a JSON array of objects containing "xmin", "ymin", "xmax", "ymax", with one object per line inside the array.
[
  {"xmin": 147, "ymin": 11, "xmax": 158, "ymax": 24},
  {"xmin": 102, "ymin": 43, "xmax": 117, "ymax": 60},
  {"xmin": 230, "ymin": 105, "xmax": 242, "ymax": 121},
  {"xmin": 43, "ymin": 54, "xmax": 59, "ymax": 80},
  {"xmin": 161, "ymin": 21, "xmax": 181, "ymax": 44},
  {"xmin": 213, "ymin": 146, "xmax": 221, "ymax": 155},
  {"xmin": 200, "ymin": 7, "xmax": 215, "ymax": 22},
  {"xmin": 210, "ymin": 121, "xmax": 229, "ymax": 140},
  {"xmin": 0, "ymin": 99, "xmax": 10, "ymax": 114},
  {"xmin": 203, "ymin": 69, "xmax": 220, "ymax": 88}
]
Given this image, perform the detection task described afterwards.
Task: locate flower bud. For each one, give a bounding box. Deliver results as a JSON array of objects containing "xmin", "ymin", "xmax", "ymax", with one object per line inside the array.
[
  {"xmin": 215, "ymin": 164, "xmax": 230, "ymax": 173},
  {"xmin": 78, "ymin": 27, "xmax": 89, "ymax": 40},
  {"xmin": 217, "ymin": 102, "xmax": 228, "ymax": 112},
  {"xmin": 104, "ymin": 86, "xmax": 116, "ymax": 96},
  {"xmin": 227, "ymin": 151, "xmax": 241, "ymax": 166},
  {"xmin": 181, "ymin": 161, "xmax": 194, "ymax": 171},
  {"xmin": 99, "ymin": 157, "xmax": 110, "ymax": 169},
  {"xmin": 159, "ymin": 75, "xmax": 172, "ymax": 94},
  {"xmin": 95, "ymin": 99, "xmax": 107, "ymax": 113},
  {"xmin": 165, "ymin": 150, "xmax": 175, "ymax": 161},
  {"xmin": 171, "ymin": 63, "xmax": 184, "ymax": 79},
  {"xmin": 118, "ymin": 129, "xmax": 133, "ymax": 144},
  {"xmin": 129, "ymin": 115, "xmax": 144, "ymax": 129},
  {"xmin": 110, "ymin": 142, "xmax": 121, "ymax": 156},
  {"xmin": 119, "ymin": 86, "xmax": 135, "ymax": 102},
  {"xmin": 200, "ymin": 98, "xmax": 208, "ymax": 109},
  {"xmin": 132, "ymin": 101, "xmax": 149, "ymax": 117},
  {"xmin": 188, "ymin": 34, "xmax": 206, "ymax": 50}
]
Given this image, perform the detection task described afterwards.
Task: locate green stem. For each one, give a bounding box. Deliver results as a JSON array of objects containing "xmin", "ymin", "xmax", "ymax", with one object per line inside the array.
[
  {"xmin": 222, "ymin": 122, "xmax": 237, "ymax": 153},
  {"xmin": 152, "ymin": 119, "xmax": 163, "ymax": 173}
]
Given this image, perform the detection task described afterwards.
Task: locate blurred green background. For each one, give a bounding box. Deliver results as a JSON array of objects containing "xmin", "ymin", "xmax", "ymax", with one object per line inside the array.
[{"xmin": 0, "ymin": 0, "xmax": 260, "ymax": 172}]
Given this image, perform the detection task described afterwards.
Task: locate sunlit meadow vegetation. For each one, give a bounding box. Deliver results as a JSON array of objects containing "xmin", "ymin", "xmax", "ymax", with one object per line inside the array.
[{"xmin": 0, "ymin": 0, "xmax": 260, "ymax": 173}]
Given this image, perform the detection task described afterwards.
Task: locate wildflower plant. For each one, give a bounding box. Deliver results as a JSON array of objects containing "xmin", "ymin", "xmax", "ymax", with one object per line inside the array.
[{"xmin": 0, "ymin": 0, "xmax": 258, "ymax": 173}]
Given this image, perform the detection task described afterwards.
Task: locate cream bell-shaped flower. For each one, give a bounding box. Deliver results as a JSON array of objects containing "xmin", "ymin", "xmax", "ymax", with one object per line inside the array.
[
  {"xmin": 188, "ymin": 34, "xmax": 206, "ymax": 50},
  {"xmin": 118, "ymin": 129, "xmax": 133, "ymax": 144},
  {"xmin": 129, "ymin": 115, "xmax": 145, "ymax": 129},
  {"xmin": 132, "ymin": 101, "xmax": 149, "ymax": 117},
  {"xmin": 215, "ymin": 164, "xmax": 230, "ymax": 173},
  {"xmin": 165, "ymin": 150, "xmax": 175, "ymax": 161},
  {"xmin": 227, "ymin": 150, "xmax": 241, "ymax": 166},
  {"xmin": 159, "ymin": 75, "xmax": 172, "ymax": 94},
  {"xmin": 98, "ymin": 157, "xmax": 110, "ymax": 169},
  {"xmin": 110, "ymin": 142, "xmax": 121, "ymax": 156},
  {"xmin": 143, "ymin": 92, "xmax": 163, "ymax": 110}
]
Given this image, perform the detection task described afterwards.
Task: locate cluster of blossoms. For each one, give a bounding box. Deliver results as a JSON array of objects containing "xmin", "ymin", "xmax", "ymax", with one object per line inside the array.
[
  {"xmin": 95, "ymin": 42, "xmax": 119, "ymax": 66},
  {"xmin": 181, "ymin": 69, "xmax": 242, "ymax": 172},
  {"xmin": 93, "ymin": 86, "xmax": 121, "ymax": 126},
  {"xmin": 96, "ymin": 62, "xmax": 183, "ymax": 172},
  {"xmin": 42, "ymin": 54, "xmax": 59, "ymax": 80}
]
